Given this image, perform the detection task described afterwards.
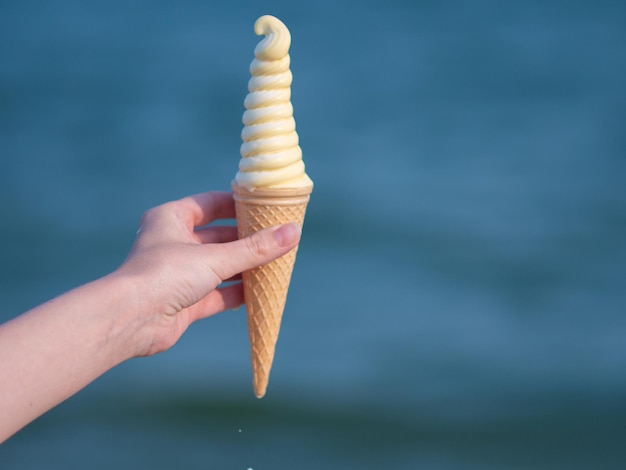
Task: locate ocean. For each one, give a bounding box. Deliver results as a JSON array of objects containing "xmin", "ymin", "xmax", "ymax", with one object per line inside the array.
[{"xmin": 1, "ymin": 0, "xmax": 625, "ymax": 468}]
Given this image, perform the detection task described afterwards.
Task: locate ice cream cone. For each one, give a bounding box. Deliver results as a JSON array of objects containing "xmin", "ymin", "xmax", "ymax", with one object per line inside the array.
[{"xmin": 232, "ymin": 180, "xmax": 313, "ymax": 398}]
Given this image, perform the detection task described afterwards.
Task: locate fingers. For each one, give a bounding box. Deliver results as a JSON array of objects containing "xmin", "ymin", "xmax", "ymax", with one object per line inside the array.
[
  {"xmin": 186, "ymin": 283, "xmax": 245, "ymax": 323},
  {"xmin": 193, "ymin": 225, "xmax": 238, "ymax": 244},
  {"xmin": 137, "ymin": 192, "xmax": 236, "ymax": 243},
  {"xmin": 185, "ymin": 192, "xmax": 236, "ymax": 227},
  {"xmin": 207, "ymin": 222, "xmax": 302, "ymax": 282}
]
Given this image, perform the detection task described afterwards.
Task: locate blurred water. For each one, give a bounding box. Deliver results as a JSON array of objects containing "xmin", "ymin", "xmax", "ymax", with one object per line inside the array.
[{"xmin": 1, "ymin": 0, "xmax": 625, "ymax": 468}]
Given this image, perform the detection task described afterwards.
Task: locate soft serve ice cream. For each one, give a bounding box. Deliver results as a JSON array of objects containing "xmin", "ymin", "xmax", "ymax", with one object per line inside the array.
[
  {"xmin": 232, "ymin": 15, "xmax": 313, "ymax": 398},
  {"xmin": 235, "ymin": 15, "xmax": 313, "ymax": 190}
]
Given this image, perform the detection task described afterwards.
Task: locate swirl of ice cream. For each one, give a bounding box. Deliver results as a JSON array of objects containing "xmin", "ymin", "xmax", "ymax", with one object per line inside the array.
[{"xmin": 236, "ymin": 15, "xmax": 313, "ymax": 189}]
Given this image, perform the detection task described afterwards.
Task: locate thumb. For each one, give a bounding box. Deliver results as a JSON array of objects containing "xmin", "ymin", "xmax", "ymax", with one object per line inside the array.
[{"xmin": 209, "ymin": 222, "xmax": 302, "ymax": 281}]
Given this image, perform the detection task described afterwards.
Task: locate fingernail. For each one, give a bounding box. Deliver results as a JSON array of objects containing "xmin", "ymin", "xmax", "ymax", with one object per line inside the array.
[{"xmin": 273, "ymin": 222, "xmax": 301, "ymax": 247}]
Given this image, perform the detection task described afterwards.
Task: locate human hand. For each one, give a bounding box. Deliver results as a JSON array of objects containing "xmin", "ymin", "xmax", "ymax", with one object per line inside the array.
[
  {"xmin": 114, "ymin": 191, "xmax": 301, "ymax": 357},
  {"xmin": 0, "ymin": 191, "xmax": 303, "ymax": 440}
]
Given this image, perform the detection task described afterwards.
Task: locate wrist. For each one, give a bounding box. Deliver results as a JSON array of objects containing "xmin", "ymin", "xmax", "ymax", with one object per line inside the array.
[{"xmin": 102, "ymin": 270, "xmax": 156, "ymax": 360}]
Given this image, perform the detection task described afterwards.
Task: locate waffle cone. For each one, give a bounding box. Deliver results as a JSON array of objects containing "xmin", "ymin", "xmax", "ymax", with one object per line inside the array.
[{"xmin": 231, "ymin": 181, "xmax": 313, "ymax": 398}]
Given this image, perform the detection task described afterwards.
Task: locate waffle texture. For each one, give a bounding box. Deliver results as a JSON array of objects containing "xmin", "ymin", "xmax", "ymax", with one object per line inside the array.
[{"xmin": 231, "ymin": 181, "xmax": 312, "ymax": 397}]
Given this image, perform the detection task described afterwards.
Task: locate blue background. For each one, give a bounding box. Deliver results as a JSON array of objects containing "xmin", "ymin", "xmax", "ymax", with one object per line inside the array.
[{"xmin": 1, "ymin": 0, "xmax": 625, "ymax": 468}]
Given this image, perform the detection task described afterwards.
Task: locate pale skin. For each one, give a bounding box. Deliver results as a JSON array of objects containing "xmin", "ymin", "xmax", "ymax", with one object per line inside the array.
[{"xmin": 0, "ymin": 191, "xmax": 302, "ymax": 443}]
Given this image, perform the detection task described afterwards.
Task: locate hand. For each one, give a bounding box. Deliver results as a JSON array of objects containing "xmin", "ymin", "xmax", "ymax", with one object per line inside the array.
[
  {"xmin": 0, "ymin": 190, "xmax": 301, "ymax": 442},
  {"xmin": 114, "ymin": 191, "xmax": 301, "ymax": 357}
]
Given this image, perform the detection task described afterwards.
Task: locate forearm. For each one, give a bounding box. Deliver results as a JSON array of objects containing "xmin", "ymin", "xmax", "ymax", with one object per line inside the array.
[{"xmin": 0, "ymin": 273, "xmax": 140, "ymax": 442}]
